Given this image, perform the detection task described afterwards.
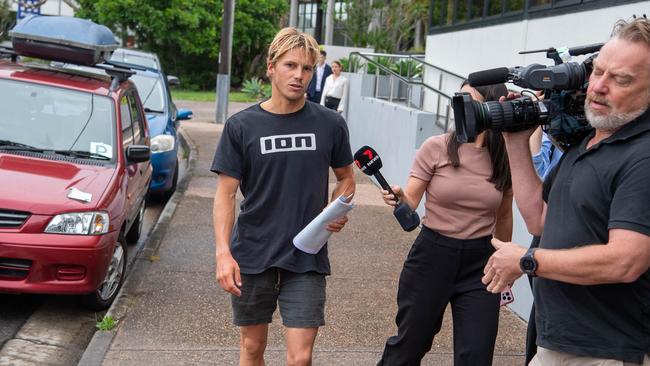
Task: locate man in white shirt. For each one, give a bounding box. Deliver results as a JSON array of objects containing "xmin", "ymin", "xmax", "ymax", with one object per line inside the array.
[{"xmin": 307, "ymin": 50, "xmax": 332, "ymax": 103}]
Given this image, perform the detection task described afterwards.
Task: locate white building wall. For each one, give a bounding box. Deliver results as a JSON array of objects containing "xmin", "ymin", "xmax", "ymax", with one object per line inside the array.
[
  {"xmin": 322, "ymin": 45, "xmax": 374, "ymax": 67},
  {"xmin": 425, "ymin": 3, "xmax": 650, "ymax": 77},
  {"xmin": 423, "ymin": 1, "xmax": 650, "ymax": 320}
]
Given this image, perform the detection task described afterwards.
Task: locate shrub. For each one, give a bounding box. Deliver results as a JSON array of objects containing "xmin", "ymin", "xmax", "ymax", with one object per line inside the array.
[{"xmin": 241, "ymin": 77, "xmax": 267, "ymax": 100}]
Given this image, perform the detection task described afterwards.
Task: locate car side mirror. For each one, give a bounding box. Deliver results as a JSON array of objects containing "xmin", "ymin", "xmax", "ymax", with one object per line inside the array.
[
  {"xmin": 176, "ymin": 108, "xmax": 193, "ymax": 121},
  {"xmin": 167, "ymin": 75, "xmax": 180, "ymax": 86},
  {"xmin": 126, "ymin": 145, "xmax": 150, "ymax": 163}
]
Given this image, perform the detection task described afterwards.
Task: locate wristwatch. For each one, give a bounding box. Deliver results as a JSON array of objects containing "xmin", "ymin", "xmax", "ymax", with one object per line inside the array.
[{"xmin": 520, "ymin": 247, "xmax": 539, "ymax": 277}]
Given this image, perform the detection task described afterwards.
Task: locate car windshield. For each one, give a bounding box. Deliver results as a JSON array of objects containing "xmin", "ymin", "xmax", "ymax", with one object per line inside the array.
[
  {"xmin": 130, "ymin": 74, "xmax": 165, "ymax": 113},
  {"xmin": 0, "ymin": 79, "xmax": 115, "ymax": 161},
  {"xmin": 110, "ymin": 51, "xmax": 159, "ymax": 70}
]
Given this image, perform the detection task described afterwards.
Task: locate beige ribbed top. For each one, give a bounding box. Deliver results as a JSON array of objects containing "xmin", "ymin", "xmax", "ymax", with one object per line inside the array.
[{"xmin": 410, "ymin": 133, "xmax": 507, "ymax": 240}]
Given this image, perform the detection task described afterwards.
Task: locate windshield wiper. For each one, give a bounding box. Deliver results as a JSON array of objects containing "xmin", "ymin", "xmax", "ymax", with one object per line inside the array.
[
  {"xmin": 0, "ymin": 141, "xmax": 109, "ymax": 161},
  {"xmin": 53, "ymin": 150, "xmax": 111, "ymax": 161},
  {"xmin": 144, "ymin": 107, "xmax": 164, "ymax": 114},
  {"xmin": 0, "ymin": 140, "xmax": 45, "ymax": 152}
]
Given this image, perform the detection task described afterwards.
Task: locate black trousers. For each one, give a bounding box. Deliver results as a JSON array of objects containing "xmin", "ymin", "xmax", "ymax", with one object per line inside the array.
[{"xmin": 378, "ymin": 226, "xmax": 500, "ymax": 366}]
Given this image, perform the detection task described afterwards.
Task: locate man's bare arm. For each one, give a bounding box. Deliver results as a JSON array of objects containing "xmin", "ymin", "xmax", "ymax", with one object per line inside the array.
[
  {"xmin": 483, "ymin": 228, "xmax": 650, "ymax": 292},
  {"xmin": 503, "ymin": 130, "xmax": 546, "ymax": 235},
  {"xmin": 213, "ymin": 174, "xmax": 242, "ymax": 296},
  {"xmin": 535, "ymin": 229, "xmax": 650, "ymax": 284},
  {"xmin": 327, "ymin": 164, "xmax": 356, "ymax": 232}
]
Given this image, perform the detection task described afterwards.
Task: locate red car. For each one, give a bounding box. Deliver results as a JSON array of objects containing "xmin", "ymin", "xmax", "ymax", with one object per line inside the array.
[{"xmin": 0, "ymin": 16, "xmax": 152, "ymax": 309}]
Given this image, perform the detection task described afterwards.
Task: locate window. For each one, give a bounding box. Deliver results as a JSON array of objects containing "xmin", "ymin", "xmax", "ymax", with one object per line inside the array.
[
  {"xmin": 0, "ymin": 79, "xmax": 115, "ymax": 161},
  {"xmin": 127, "ymin": 93, "xmax": 145, "ymax": 144},
  {"xmin": 298, "ymin": 2, "xmax": 317, "ymax": 36},
  {"xmin": 120, "ymin": 96, "xmax": 133, "ymax": 148},
  {"xmin": 430, "ymin": 0, "xmax": 619, "ymax": 33}
]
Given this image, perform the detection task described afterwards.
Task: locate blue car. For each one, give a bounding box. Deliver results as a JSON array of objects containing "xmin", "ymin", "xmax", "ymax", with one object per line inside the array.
[{"xmin": 128, "ymin": 68, "xmax": 192, "ymax": 198}]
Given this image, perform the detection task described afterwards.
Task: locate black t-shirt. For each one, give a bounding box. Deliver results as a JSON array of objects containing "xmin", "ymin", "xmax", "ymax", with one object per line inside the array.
[
  {"xmin": 211, "ymin": 101, "xmax": 353, "ymax": 275},
  {"xmin": 537, "ymin": 109, "xmax": 650, "ymax": 363}
]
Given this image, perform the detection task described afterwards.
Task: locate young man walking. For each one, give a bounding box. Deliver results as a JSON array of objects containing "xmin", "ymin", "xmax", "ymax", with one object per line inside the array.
[{"xmin": 211, "ymin": 28, "xmax": 355, "ymax": 366}]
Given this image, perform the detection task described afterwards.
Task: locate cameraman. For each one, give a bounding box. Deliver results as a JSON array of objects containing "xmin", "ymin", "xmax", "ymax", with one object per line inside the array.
[{"xmin": 482, "ymin": 18, "xmax": 650, "ymax": 365}]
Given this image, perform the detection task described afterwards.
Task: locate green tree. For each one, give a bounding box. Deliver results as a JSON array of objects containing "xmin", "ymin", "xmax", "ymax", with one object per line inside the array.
[
  {"xmin": 76, "ymin": 0, "xmax": 287, "ymax": 89},
  {"xmin": 338, "ymin": 0, "xmax": 429, "ymax": 53},
  {"xmin": 0, "ymin": 0, "xmax": 13, "ymax": 41},
  {"xmin": 337, "ymin": 0, "xmax": 375, "ymax": 48}
]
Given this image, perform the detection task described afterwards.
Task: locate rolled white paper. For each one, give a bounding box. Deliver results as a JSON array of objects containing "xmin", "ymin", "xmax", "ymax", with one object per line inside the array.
[{"xmin": 293, "ymin": 195, "xmax": 354, "ymax": 254}]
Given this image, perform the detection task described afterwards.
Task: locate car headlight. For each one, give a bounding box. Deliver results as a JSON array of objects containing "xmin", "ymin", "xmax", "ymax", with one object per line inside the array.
[
  {"xmin": 45, "ymin": 212, "xmax": 110, "ymax": 235},
  {"xmin": 151, "ymin": 135, "xmax": 175, "ymax": 153}
]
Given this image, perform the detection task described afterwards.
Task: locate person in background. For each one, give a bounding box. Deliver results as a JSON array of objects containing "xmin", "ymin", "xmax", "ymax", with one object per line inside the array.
[
  {"xmin": 320, "ymin": 60, "xmax": 349, "ymax": 114},
  {"xmin": 377, "ymin": 81, "xmax": 513, "ymax": 366},
  {"xmin": 529, "ymin": 128, "xmax": 563, "ymax": 180},
  {"xmin": 306, "ymin": 49, "xmax": 331, "ymax": 104}
]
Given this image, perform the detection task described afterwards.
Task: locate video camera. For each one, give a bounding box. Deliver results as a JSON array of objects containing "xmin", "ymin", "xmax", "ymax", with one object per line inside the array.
[{"xmin": 452, "ymin": 43, "xmax": 603, "ymax": 149}]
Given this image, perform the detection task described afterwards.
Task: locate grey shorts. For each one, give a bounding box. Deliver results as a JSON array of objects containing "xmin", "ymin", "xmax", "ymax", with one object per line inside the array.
[{"xmin": 231, "ymin": 268, "xmax": 326, "ymax": 328}]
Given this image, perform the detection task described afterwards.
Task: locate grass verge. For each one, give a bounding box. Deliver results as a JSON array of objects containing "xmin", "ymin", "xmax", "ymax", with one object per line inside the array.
[{"xmin": 171, "ymin": 90, "xmax": 257, "ymax": 103}]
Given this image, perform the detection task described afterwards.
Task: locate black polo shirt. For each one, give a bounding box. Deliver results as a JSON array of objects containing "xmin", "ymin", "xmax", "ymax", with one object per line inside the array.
[{"xmin": 537, "ymin": 109, "xmax": 650, "ymax": 363}]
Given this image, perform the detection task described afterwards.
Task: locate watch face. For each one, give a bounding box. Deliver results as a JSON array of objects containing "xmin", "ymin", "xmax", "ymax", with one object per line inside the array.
[{"xmin": 522, "ymin": 260, "xmax": 534, "ymax": 271}]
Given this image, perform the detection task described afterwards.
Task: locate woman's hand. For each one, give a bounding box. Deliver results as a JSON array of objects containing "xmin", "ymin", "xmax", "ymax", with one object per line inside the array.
[{"xmin": 380, "ymin": 185, "xmax": 402, "ymax": 207}]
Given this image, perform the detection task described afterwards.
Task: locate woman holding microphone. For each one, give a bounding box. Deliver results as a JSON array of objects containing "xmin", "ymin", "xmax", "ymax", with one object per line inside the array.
[{"xmin": 378, "ymin": 82, "xmax": 513, "ymax": 366}]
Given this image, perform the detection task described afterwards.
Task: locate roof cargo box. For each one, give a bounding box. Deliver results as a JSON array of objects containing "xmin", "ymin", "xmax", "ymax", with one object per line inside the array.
[{"xmin": 10, "ymin": 15, "xmax": 119, "ymax": 66}]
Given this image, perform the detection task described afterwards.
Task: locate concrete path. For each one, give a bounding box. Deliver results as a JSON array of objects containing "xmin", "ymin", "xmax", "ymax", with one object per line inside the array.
[{"xmin": 91, "ymin": 100, "xmax": 528, "ymax": 366}]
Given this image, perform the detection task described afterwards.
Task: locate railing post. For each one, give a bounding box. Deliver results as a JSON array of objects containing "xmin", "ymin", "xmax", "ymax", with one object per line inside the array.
[
  {"xmin": 375, "ymin": 64, "xmax": 380, "ymax": 98},
  {"xmin": 407, "ymin": 83, "xmax": 412, "ymax": 108},
  {"xmin": 436, "ymin": 73, "xmax": 443, "ymax": 118},
  {"xmin": 389, "ymin": 75, "xmax": 394, "ymax": 103},
  {"xmin": 420, "ymin": 84, "xmax": 425, "ymax": 110},
  {"xmin": 444, "ymin": 104, "xmax": 451, "ymax": 132}
]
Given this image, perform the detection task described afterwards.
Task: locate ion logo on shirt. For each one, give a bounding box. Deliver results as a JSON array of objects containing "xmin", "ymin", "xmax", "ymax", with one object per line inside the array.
[{"xmin": 260, "ymin": 133, "xmax": 316, "ymax": 154}]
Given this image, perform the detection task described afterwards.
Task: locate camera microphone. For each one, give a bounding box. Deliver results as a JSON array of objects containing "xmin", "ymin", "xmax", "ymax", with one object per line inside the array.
[
  {"xmin": 567, "ymin": 43, "xmax": 603, "ymax": 57},
  {"xmin": 468, "ymin": 67, "xmax": 511, "ymax": 87},
  {"xmin": 354, "ymin": 146, "xmax": 420, "ymax": 232}
]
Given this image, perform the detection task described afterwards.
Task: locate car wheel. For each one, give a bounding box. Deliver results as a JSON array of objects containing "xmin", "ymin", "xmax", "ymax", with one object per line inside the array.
[
  {"xmin": 81, "ymin": 236, "xmax": 127, "ymax": 310},
  {"xmin": 162, "ymin": 158, "xmax": 179, "ymax": 201},
  {"xmin": 125, "ymin": 197, "xmax": 145, "ymax": 243}
]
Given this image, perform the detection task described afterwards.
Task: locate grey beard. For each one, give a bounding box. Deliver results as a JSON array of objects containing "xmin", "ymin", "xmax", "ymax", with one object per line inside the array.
[{"xmin": 585, "ymin": 100, "xmax": 647, "ymax": 131}]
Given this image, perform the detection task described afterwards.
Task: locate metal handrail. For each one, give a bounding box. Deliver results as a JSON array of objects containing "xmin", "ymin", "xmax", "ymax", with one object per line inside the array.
[
  {"xmin": 409, "ymin": 55, "xmax": 466, "ymax": 81},
  {"xmin": 349, "ymin": 52, "xmax": 454, "ymax": 100},
  {"xmin": 349, "ymin": 51, "xmax": 459, "ymax": 130}
]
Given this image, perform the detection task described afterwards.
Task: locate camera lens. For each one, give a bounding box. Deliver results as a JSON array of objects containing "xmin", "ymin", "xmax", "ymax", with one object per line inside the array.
[
  {"xmin": 484, "ymin": 101, "xmax": 514, "ymax": 130},
  {"xmin": 453, "ymin": 94, "xmax": 548, "ymax": 142}
]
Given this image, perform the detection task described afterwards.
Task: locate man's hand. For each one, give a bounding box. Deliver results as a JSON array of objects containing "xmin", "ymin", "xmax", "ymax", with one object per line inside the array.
[
  {"xmin": 482, "ymin": 238, "xmax": 527, "ymax": 293},
  {"xmin": 216, "ymin": 253, "xmax": 242, "ymax": 296},
  {"xmin": 326, "ymin": 215, "xmax": 348, "ymax": 232}
]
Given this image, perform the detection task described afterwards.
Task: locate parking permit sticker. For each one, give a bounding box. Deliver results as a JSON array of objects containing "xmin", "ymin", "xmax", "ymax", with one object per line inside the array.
[{"xmin": 90, "ymin": 142, "xmax": 113, "ymax": 159}]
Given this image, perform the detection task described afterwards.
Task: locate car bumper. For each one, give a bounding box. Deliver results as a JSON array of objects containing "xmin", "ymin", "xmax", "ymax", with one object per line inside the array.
[
  {"xmin": 149, "ymin": 149, "xmax": 177, "ymax": 193},
  {"xmin": 0, "ymin": 231, "xmax": 118, "ymax": 295}
]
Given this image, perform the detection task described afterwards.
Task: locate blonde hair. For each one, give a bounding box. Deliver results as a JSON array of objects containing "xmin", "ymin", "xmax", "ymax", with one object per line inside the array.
[
  {"xmin": 266, "ymin": 27, "xmax": 320, "ymax": 67},
  {"xmin": 612, "ymin": 17, "xmax": 650, "ymax": 47}
]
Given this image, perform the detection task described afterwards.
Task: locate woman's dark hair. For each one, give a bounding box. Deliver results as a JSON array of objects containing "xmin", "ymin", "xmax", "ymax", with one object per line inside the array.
[
  {"xmin": 446, "ymin": 80, "xmax": 512, "ymax": 191},
  {"xmin": 332, "ymin": 60, "xmax": 342, "ymax": 68}
]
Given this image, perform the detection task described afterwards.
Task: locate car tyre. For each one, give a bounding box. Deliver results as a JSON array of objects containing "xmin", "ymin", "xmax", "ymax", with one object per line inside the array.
[
  {"xmin": 162, "ymin": 158, "xmax": 179, "ymax": 201},
  {"xmin": 125, "ymin": 197, "xmax": 146, "ymax": 243},
  {"xmin": 81, "ymin": 236, "xmax": 127, "ymax": 310}
]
